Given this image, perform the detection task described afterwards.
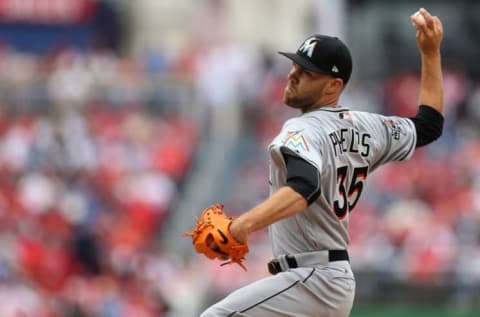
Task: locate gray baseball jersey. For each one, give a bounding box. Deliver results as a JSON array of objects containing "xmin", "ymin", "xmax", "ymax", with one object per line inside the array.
[
  {"xmin": 201, "ymin": 106, "xmax": 417, "ymax": 317},
  {"xmin": 268, "ymin": 106, "xmax": 416, "ymax": 256}
]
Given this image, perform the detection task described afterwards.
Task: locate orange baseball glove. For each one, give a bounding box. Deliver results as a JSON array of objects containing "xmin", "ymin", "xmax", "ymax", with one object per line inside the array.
[{"xmin": 183, "ymin": 203, "xmax": 249, "ymax": 270}]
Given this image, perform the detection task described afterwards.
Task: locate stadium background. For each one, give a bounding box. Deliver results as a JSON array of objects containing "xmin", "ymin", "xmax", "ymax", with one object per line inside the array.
[{"xmin": 0, "ymin": 0, "xmax": 478, "ymax": 316}]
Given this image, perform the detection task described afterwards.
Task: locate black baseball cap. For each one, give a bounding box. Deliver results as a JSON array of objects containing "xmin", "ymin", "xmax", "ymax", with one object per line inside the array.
[{"xmin": 278, "ymin": 34, "xmax": 352, "ymax": 84}]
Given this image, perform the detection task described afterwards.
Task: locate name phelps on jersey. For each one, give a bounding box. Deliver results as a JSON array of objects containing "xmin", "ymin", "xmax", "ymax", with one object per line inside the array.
[{"xmin": 328, "ymin": 128, "xmax": 371, "ymax": 157}]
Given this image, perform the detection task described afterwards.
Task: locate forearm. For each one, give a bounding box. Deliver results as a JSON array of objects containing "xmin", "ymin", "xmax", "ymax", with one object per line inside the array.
[
  {"xmin": 230, "ymin": 186, "xmax": 307, "ymax": 243},
  {"xmin": 418, "ymin": 52, "xmax": 443, "ymax": 115}
]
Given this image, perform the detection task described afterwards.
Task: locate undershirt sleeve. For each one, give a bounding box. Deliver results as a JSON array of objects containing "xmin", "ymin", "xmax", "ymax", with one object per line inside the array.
[
  {"xmin": 409, "ymin": 105, "xmax": 444, "ymax": 147},
  {"xmin": 281, "ymin": 146, "xmax": 321, "ymax": 205}
]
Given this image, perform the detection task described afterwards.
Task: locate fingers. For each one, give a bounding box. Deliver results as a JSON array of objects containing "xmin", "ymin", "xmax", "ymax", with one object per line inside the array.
[
  {"xmin": 419, "ymin": 8, "xmax": 434, "ymax": 29},
  {"xmin": 412, "ymin": 8, "xmax": 443, "ymax": 38},
  {"xmin": 432, "ymin": 16, "xmax": 444, "ymax": 36}
]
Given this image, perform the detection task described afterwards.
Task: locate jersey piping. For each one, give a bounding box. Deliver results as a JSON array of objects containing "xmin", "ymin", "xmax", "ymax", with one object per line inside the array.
[{"xmin": 228, "ymin": 268, "xmax": 316, "ymax": 316}]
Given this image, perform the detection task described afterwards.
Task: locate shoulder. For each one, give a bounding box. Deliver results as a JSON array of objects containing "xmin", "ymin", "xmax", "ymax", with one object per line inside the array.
[
  {"xmin": 348, "ymin": 110, "xmax": 393, "ymax": 127},
  {"xmin": 282, "ymin": 115, "xmax": 324, "ymax": 135},
  {"xmin": 283, "ymin": 116, "xmax": 308, "ymax": 126},
  {"xmin": 279, "ymin": 116, "xmax": 311, "ymax": 135}
]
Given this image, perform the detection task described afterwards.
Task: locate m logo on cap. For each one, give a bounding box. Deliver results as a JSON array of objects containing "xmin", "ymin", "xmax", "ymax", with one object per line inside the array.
[{"xmin": 298, "ymin": 37, "xmax": 318, "ymax": 58}]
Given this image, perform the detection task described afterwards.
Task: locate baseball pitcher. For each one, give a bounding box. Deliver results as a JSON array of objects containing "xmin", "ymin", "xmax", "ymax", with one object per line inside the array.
[{"xmin": 186, "ymin": 7, "xmax": 444, "ymax": 317}]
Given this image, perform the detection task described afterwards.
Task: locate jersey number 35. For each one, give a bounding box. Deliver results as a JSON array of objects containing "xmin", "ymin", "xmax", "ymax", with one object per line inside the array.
[{"xmin": 333, "ymin": 166, "xmax": 368, "ymax": 220}]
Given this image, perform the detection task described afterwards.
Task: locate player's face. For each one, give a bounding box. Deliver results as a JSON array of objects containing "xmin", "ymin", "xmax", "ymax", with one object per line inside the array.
[{"xmin": 283, "ymin": 63, "xmax": 334, "ymax": 111}]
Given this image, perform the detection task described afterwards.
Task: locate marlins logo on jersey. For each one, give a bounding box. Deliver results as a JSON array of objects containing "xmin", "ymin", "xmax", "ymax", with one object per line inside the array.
[{"xmin": 282, "ymin": 130, "xmax": 309, "ymax": 151}]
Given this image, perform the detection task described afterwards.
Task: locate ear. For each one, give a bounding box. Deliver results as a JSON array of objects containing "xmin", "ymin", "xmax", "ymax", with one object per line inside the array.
[{"xmin": 325, "ymin": 78, "xmax": 344, "ymax": 94}]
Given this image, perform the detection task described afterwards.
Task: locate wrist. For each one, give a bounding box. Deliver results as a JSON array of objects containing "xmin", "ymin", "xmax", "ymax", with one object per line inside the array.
[
  {"xmin": 230, "ymin": 217, "xmax": 251, "ymax": 244},
  {"xmin": 421, "ymin": 50, "xmax": 441, "ymax": 59}
]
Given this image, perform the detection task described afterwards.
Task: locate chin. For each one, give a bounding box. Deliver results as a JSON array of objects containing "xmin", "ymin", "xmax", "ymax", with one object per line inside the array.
[
  {"xmin": 283, "ymin": 91, "xmax": 297, "ymax": 107},
  {"xmin": 284, "ymin": 99, "xmax": 304, "ymax": 110},
  {"xmin": 285, "ymin": 94, "xmax": 313, "ymax": 110}
]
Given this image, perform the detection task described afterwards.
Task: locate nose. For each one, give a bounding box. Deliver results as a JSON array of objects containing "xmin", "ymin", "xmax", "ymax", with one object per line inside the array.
[{"xmin": 287, "ymin": 66, "xmax": 299, "ymax": 82}]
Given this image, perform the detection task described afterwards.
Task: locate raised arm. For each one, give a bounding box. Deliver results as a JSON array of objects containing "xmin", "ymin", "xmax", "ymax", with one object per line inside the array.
[
  {"xmin": 409, "ymin": 8, "xmax": 444, "ymax": 147},
  {"xmin": 411, "ymin": 7, "xmax": 444, "ymax": 114}
]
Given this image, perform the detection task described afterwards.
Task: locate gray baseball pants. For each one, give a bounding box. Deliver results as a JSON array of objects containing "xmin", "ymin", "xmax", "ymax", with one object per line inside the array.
[{"xmin": 200, "ymin": 260, "xmax": 355, "ymax": 317}]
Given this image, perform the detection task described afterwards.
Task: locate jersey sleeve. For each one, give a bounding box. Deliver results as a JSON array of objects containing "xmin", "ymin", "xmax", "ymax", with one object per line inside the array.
[
  {"xmin": 268, "ymin": 118, "xmax": 323, "ymax": 172},
  {"xmin": 368, "ymin": 114, "xmax": 417, "ymax": 171}
]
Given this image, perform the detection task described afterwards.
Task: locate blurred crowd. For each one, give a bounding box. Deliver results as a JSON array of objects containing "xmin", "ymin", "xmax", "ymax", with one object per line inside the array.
[
  {"xmin": 0, "ymin": 46, "xmax": 201, "ymax": 316},
  {"xmin": 0, "ymin": 28, "xmax": 480, "ymax": 316}
]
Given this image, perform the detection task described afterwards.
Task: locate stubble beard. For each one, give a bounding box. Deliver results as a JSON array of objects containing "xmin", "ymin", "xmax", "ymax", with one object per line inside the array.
[
  {"xmin": 283, "ymin": 87, "xmax": 316, "ymax": 111},
  {"xmin": 283, "ymin": 81, "xmax": 328, "ymax": 112}
]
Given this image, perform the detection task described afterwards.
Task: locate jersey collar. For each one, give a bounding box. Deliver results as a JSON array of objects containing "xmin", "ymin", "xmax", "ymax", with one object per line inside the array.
[{"xmin": 306, "ymin": 105, "xmax": 349, "ymax": 113}]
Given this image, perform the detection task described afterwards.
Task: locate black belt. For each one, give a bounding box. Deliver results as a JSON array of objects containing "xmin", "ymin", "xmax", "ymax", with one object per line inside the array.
[{"xmin": 267, "ymin": 250, "xmax": 349, "ymax": 275}]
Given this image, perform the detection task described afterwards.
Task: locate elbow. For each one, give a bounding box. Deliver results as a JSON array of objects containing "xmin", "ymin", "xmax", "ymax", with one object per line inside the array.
[
  {"xmin": 415, "ymin": 121, "xmax": 443, "ymax": 147},
  {"xmin": 286, "ymin": 178, "xmax": 320, "ymax": 205},
  {"xmin": 286, "ymin": 186, "xmax": 309, "ymax": 209},
  {"xmin": 411, "ymin": 105, "xmax": 444, "ymax": 147}
]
